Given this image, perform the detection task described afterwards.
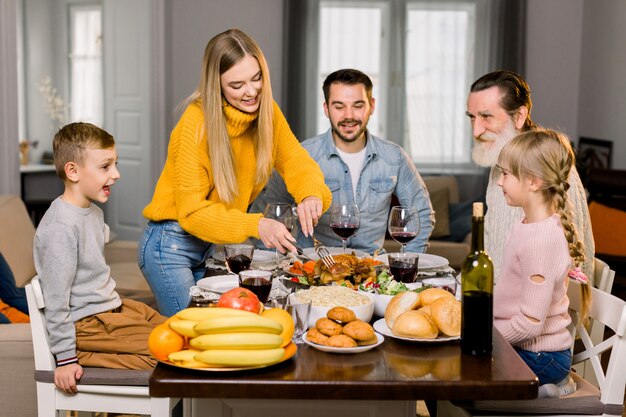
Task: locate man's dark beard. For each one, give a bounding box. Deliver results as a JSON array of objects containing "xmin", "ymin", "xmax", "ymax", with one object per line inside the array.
[{"xmin": 332, "ymin": 119, "xmax": 366, "ymax": 143}]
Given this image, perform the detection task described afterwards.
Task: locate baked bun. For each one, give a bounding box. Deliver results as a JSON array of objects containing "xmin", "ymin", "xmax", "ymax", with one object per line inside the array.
[
  {"xmin": 327, "ymin": 306, "xmax": 356, "ymax": 323},
  {"xmin": 419, "ymin": 288, "xmax": 455, "ymax": 306},
  {"xmin": 430, "ymin": 297, "xmax": 461, "ymax": 337},
  {"xmin": 327, "ymin": 334, "xmax": 358, "ymax": 348},
  {"xmin": 385, "ymin": 291, "xmax": 421, "ymax": 328},
  {"xmin": 392, "ymin": 310, "xmax": 438, "ymax": 339},
  {"xmin": 417, "ymin": 305, "xmax": 431, "ymax": 317},
  {"xmin": 342, "ymin": 320, "xmax": 375, "ymax": 341},
  {"xmin": 316, "ymin": 317, "xmax": 343, "ymax": 336}
]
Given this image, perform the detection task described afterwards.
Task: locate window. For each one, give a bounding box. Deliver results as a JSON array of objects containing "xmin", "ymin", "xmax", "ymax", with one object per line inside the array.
[
  {"xmin": 69, "ymin": 4, "xmax": 103, "ymax": 126},
  {"xmin": 315, "ymin": 0, "xmax": 490, "ymax": 171},
  {"xmin": 317, "ymin": 2, "xmax": 385, "ymax": 137}
]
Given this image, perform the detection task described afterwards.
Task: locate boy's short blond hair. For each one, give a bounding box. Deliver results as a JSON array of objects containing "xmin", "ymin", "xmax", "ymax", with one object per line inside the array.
[{"xmin": 53, "ymin": 122, "xmax": 115, "ymax": 180}]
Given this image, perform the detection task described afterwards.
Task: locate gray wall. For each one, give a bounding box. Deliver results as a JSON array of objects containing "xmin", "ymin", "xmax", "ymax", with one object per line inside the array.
[
  {"xmin": 526, "ymin": 0, "xmax": 626, "ymax": 170},
  {"xmin": 577, "ymin": 0, "xmax": 626, "ymax": 170},
  {"xmin": 165, "ymin": 0, "xmax": 285, "ymax": 135}
]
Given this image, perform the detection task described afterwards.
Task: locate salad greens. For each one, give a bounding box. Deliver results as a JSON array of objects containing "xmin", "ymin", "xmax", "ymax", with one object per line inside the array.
[{"xmin": 359, "ymin": 271, "xmax": 424, "ymax": 295}]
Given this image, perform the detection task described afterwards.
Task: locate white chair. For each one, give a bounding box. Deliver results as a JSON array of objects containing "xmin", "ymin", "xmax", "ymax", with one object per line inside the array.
[
  {"xmin": 437, "ymin": 279, "xmax": 626, "ymax": 417},
  {"xmin": 574, "ymin": 258, "xmax": 617, "ymax": 386},
  {"xmin": 26, "ymin": 277, "xmax": 185, "ymax": 417}
]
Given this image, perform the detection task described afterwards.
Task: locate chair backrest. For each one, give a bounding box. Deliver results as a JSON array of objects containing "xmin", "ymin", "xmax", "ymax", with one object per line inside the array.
[
  {"xmin": 567, "ymin": 279, "xmax": 626, "ymax": 407},
  {"xmin": 25, "ymin": 277, "xmax": 57, "ymax": 371},
  {"xmin": 593, "ymin": 257, "xmax": 615, "ymax": 295}
]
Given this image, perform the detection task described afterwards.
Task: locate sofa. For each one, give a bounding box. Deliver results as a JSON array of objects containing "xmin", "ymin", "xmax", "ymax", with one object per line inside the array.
[
  {"xmin": 384, "ymin": 175, "xmax": 474, "ymax": 270},
  {"xmin": 0, "ymin": 194, "xmax": 150, "ymax": 417}
]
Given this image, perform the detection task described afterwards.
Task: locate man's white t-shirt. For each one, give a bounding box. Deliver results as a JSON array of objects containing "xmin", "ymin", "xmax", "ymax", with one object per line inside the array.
[{"xmin": 336, "ymin": 147, "xmax": 367, "ymax": 199}]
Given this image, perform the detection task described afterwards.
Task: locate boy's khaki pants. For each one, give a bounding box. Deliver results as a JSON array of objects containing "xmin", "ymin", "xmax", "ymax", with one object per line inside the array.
[{"xmin": 75, "ymin": 298, "xmax": 167, "ymax": 370}]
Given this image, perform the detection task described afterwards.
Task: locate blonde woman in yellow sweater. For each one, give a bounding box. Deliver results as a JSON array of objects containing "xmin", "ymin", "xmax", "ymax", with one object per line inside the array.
[{"xmin": 139, "ymin": 29, "xmax": 332, "ymax": 316}]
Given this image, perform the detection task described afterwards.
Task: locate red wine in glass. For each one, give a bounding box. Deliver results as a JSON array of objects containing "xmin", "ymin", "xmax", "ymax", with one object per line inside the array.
[
  {"xmin": 240, "ymin": 277, "xmax": 272, "ymax": 303},
  {"xmin": 388, "ymin": 206, "xmax": 420, "ymax": 253},
  {"xmin": 390, "ymin": 231, "xmax": 417, "ymax": 244},
  {"xmin": 389, "ymin": 260, "xmax": 418, "ymax": 283},
  {"xmin": 330, "ymin": 203, "xmax": 360, "ymax": 253},
  {"xmin": 226, "ymin": 254, "xmax": 252, "ymax": 274},
  {"xmin": 330, "ymin": 223, "xmax": 359, "ymax": 239}
]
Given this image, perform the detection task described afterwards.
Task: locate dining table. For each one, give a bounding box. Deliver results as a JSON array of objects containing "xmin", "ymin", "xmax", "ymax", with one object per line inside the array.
[{"xmin": 150, "ymin": 327, "xmax": 538, "ymax": 417}]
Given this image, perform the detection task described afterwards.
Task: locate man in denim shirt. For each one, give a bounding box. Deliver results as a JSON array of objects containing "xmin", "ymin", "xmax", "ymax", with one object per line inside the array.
[{"xmin": 251, "ymin": 69, "xmax": 434, "ymax": 254}]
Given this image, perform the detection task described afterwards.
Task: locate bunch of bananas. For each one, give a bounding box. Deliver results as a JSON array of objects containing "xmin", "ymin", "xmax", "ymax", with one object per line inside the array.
[{"xmin": 167, "ymin": 307, "xmax": 286, "ymax": 369}]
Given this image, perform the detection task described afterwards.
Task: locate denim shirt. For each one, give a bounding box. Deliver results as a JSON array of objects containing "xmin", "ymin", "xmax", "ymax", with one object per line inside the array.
[{"xmin": 250, "ymin": 129, "xmax": 434, "ymax": 254}]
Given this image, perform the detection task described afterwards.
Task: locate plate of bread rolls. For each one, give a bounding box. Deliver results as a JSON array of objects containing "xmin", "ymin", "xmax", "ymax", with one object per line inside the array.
[{"xmin": 373, "ymin": 288, "xmax": 461, "ymax": 342}]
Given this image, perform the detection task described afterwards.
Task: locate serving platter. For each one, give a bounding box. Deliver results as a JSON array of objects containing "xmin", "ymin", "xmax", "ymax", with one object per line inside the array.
[
  {"xmin": 197, "ymin": 275, "xmax": 238, "ymax": 293},
  {"xmin": 374, "ymin": 252, "xmax": 449, "ymax": 270},
  {"xmin": 372, "ymin": 318, "xmax": 460, "ymax": 343},
  {"xmin": 212, "ymin": 249, "xmax": 285, "ymax": 264},
  {"xmin": 302, "ymin": 331, "xmax": 384, "ymax": 354},
  {"xmin": 159, "ymin": 342, "xmax": 297, "ymax": 371},
  {"xmin": 302, "ymin": 247, "xmax": 369, "ymax": 260}
]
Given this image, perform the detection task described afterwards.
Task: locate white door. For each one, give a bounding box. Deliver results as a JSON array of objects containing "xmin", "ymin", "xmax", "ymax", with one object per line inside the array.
[{"xmin": 103, "ymin": 0, "xmax": 162, "ymax": 240}]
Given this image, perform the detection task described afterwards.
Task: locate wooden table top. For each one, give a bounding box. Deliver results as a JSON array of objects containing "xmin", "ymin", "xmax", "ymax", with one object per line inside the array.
[{"xmin": 150, "ymin": 329, "xmax": 538, "ymax": 401}]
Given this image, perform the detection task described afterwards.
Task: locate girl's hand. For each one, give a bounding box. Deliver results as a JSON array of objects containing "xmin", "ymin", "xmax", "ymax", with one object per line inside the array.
[
  {"xmin": 258, "ymin": 217, "xmax": 296, "ymax": 254},
  {"xmin": 297, "ymin": 196, "xmax": 323, "ymax": 237}
]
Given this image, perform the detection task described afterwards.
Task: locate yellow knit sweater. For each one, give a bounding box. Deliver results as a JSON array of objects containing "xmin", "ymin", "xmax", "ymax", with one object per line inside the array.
[{"xmin": 143, "ymin": 100, "xmax": 331, "ymax": 244}]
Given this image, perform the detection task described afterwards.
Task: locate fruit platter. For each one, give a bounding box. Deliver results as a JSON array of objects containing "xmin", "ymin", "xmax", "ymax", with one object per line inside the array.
[{"xmin": 149, "ymin": 287, "xmax": 297, "ymax": 371}]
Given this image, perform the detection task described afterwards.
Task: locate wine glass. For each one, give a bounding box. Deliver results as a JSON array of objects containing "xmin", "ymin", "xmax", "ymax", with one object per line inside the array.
[
  {"xmin": 388, "ymin": 206, "xmax": 420, "ymax": 253},
  {"xmin": 329, "ymin": 203, "xmax": 360, "ymax": 253},
  {"xmin": 263, "ymin": 202, "xmax": 295, "ymax": 264}
]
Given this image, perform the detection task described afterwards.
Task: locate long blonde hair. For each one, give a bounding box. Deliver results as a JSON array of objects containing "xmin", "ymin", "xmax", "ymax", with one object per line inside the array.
[
  {"xmin": 498, "ymin": 128, "xmax": 592, "ymax": 322},
  {"xmin": 182, "ymin": 28, "xmax": 274, "ymax": 204}
]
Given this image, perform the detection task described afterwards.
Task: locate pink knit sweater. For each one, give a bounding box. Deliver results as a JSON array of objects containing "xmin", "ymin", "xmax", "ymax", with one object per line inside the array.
[{"xmin": 494, "ymin": 214, "xmax": 572, "ymax": 352}]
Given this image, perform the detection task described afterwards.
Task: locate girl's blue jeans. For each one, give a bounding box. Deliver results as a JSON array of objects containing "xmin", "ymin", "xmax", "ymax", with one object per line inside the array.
[
  {"xmin": 138, "ymin": 221, "xmax": 211, "ymax": 317},
  {"xmin": 515, "ymin": 347, "xmax": 572, "ymax": 385}
]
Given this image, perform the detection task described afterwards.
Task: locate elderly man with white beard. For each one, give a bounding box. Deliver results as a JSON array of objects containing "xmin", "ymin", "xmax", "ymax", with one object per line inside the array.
[{"xmin": 466, "ymin": 70, "xmax": 595, "ymax": 282}]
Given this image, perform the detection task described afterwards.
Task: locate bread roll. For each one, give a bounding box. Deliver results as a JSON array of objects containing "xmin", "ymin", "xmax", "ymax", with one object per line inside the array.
[
  {"xmin": 430, "ymin": 297, "xmax": 461, "ymax": 337},
  {"xmin": 417, "ymin": 305, "xmax": 431, "ymax": 317},
  {"xmin": 419, "ymin": 288, "xmax": 455, "ymax": 306},
  {"xmin": 384, "ymin": 291, "xmax": 421, "ymax": 328},
  {"xmin": 392, "ymin": 310, "xmax": 438, "ymax": 339}
]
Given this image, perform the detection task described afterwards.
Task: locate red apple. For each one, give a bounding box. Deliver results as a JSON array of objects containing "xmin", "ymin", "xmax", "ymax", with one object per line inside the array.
[{"xmin": 217, "ymin": 288, "xmax": 262, "ymax": 314}]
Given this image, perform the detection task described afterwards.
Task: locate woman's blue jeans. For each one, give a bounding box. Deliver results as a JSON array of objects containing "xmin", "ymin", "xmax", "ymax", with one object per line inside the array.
[
  {"xmin": 515, "ymin": 348, "xmax": 572, "ymax": 385},
  {"xmin": 138, "ymin": 221, "xmax": 211, "ymax": 317}
]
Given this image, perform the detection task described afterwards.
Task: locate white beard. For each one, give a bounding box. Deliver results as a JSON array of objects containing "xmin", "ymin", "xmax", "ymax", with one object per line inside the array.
[{"xmin": 471, "ymin": 120, "xmax": 519, "ymax": 167}]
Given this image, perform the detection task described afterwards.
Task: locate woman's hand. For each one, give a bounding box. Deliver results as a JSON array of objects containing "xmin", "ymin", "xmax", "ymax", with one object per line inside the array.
[
  {"xmin": 258, "ymin": 217, "xmax": 296, "ymax": 254},
  {"xmin": 297, "ymin": 196, "xmax": 323, "ymax": 237}
]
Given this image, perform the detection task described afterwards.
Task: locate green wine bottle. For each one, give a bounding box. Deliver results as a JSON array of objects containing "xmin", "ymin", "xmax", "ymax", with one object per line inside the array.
[{"xmin": 460, "ymin": 202, "xmax": 493, "ymax": 355}]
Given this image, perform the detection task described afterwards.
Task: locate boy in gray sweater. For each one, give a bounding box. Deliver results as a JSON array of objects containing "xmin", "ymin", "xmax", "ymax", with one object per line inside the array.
[{"xmin": 34, "ymin": 123, "xmax": 166, "ymax": 395}]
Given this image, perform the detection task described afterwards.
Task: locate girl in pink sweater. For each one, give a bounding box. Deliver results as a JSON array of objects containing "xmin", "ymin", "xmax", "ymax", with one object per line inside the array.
[{"xmin": 494, "ymin": 128, "xmax": 592, "ymax": 397}]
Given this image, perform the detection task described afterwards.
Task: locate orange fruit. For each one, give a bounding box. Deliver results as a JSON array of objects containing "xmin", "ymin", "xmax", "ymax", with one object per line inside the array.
[
  {"xmin": 148, "ymin": 323, "xmax": 185, "ymax": 361},
  {"xmin": 261, "ymin": 308, "xmax": 295, "ymax": 347}
]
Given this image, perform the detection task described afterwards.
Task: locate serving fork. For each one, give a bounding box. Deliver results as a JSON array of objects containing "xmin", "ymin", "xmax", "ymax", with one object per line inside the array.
[{"xmin": 311, "ymin": 234, "xmax": 335, "ymax": 268}]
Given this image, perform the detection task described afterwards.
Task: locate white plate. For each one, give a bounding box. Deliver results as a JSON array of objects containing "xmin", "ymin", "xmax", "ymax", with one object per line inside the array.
[
  {"xmin": 196, "ymin": 275, "xmax": 238, "ymax": 293},
  {"xmin": 302, "ymin": 330, "xmax": 384, "ymax": 354},
  {"xmin": 372, "ymin": 318, "xmax": 460, "ymax": 343},
  {"xmin": 212, "ymin": 249, "xmax": 285, "ymax": 263},
  {"xmin": 374, "ymin": 252, "xmax": 449, "ymax": 269},
  {"xmin": 302, "ymin": 247, "xmax": 369, "ymax": 260}
]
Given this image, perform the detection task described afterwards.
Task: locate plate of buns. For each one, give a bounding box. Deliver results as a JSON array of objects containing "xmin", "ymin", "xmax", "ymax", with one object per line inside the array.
[
  {"xmin": 376, "ymin": 288, "xmax": 461, "ymax": 342},
  {"xmin": 373, "ymin": 319, "xmax": 459, "ymax": 342},
  {"xmin": 303, "ymin": 330, "xmax": 384, "ymax": 354},
  {"xmin": 303, "ymin": 306, "xmax": 384, "ymax": 354}
]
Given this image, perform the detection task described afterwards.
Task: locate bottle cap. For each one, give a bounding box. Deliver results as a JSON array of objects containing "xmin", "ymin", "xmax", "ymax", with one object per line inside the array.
[{"xmin": 472, "ymin": 202, "xmax": 484, "ymax": 217}]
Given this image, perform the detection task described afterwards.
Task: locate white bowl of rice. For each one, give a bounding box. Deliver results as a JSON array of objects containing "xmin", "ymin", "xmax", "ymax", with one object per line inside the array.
[{"xmin": 291, "ymin": 285, "xmax": 374, "ymax": 328}]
